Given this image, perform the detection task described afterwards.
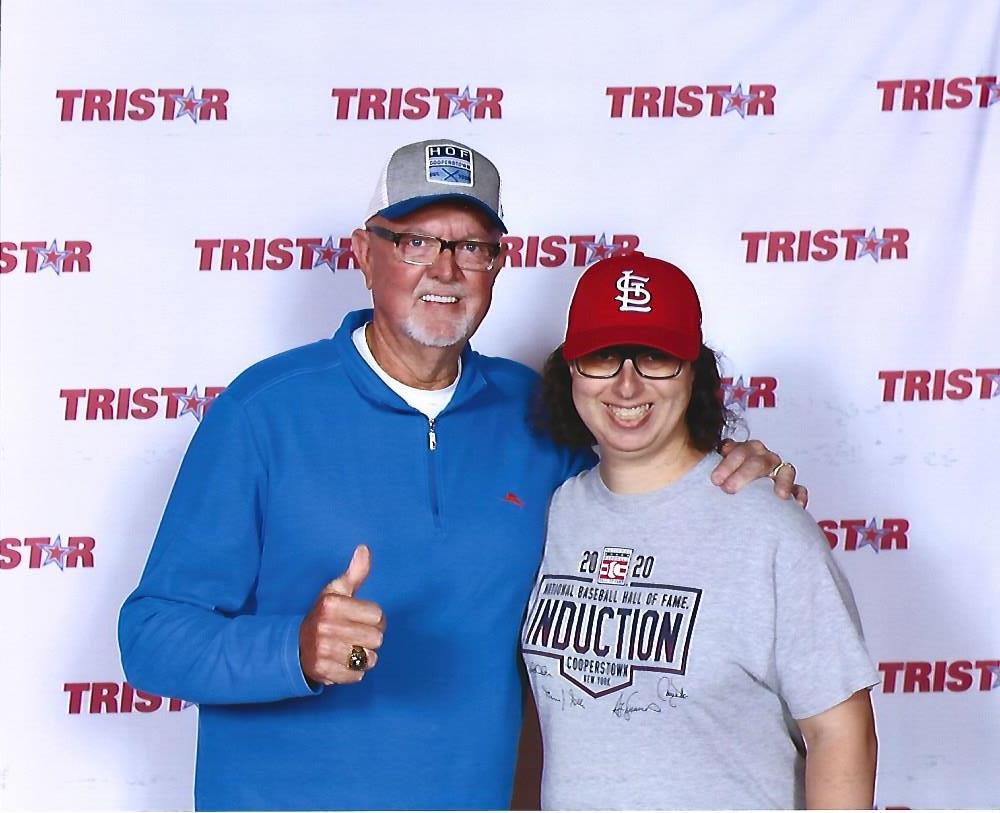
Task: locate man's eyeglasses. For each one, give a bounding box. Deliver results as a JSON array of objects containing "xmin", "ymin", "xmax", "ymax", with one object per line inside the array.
[
  {"xmin": 366, "ymin": 225, "xmax": 501, "ymax": 272},
  {"xmin": 574, "ymin": 346, "xmax": 685, "ymax": 379}
]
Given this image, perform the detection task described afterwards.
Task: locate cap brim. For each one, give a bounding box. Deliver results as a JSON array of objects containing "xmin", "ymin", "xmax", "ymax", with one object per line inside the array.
[
  {"xmin": 563, "ymin": 326, "xmax": 701, "ymax": 362},
  {"xmin": 374, "ymin": 194, "xmax": 507, "ymax": 233}
]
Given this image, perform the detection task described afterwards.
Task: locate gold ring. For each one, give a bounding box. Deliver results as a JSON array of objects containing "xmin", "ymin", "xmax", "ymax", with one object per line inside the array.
[
  {"xmin": 347, "ymin": 645, "xmax": 368, "ymax": 672},
  {"xmin": 768, "ymin": 460, "xmax": 793, "ymax": 479}
]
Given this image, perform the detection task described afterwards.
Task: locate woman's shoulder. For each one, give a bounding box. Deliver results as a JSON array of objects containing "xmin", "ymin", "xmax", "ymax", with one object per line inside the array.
[
  {"xmin": 724, "ymin": 477, "xmax": 830, "ymax": 558},
  {"xmin": 551, "ymin": 464, "xmax": 599, "ymax": 506}
]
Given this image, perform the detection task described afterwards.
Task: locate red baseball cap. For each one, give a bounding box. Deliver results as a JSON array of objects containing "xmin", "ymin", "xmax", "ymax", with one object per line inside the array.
[{"xmin": 562, "ymin": 252, "xmax": 703, "ymax": 362}]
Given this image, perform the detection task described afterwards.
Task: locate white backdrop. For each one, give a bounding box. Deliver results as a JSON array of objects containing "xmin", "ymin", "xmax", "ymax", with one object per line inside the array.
[{"xmin": 1, "ymin": 1, "xmax": 998, "ymax": 809}]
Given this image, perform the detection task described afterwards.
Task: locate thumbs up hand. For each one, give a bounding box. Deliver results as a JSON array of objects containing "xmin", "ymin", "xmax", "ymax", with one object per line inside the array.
[{"xmin": 299, "ymin": 545, "xmax": 386, "ymax": 686}]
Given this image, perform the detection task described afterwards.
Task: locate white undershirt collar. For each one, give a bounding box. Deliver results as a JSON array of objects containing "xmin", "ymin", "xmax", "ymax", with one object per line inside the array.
[{"xmin": 352, "ymin": 324, "xmax": 460, "ymax": 420}]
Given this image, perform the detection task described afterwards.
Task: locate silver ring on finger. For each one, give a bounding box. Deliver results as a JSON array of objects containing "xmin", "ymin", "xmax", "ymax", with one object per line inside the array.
[{"xmin": 768, "ymin": 460, "xmax": 793, "ymax": 479}]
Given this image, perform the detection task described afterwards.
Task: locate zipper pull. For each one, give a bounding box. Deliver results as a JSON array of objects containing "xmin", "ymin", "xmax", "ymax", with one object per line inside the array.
[{"xmin": 428, "ymin": 418, "xmax": 437, "ymax": 451}]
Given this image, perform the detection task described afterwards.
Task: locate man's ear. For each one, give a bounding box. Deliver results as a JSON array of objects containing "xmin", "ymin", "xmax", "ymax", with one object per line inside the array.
[{"xmin": 351, "ymin": 228, "xmax": 374, "ymax": 290}]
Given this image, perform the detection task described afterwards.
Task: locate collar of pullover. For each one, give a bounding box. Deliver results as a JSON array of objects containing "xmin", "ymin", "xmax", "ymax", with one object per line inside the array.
[{"xmin": 333, "ymin": 309, "xmax": 488, "ymax": 415}]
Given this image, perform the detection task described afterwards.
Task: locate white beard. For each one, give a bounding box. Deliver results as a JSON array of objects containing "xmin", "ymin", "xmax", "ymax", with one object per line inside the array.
[{"xmin": 402, "ymin": 308, "xmax": 475, "ymax": 348}]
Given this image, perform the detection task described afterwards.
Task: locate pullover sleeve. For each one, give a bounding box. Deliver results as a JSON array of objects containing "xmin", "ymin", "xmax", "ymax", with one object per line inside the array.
[
  {"xmin": 561, "ymin": 444, "xmax": 598, "ymax": 481},
  {"xmin": 118, "ymin": 392, "xmax": 318, "ymax": 705}
]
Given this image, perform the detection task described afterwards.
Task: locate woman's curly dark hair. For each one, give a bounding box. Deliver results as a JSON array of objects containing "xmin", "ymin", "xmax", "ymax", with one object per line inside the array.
[{"xmin": 533, "ymin": 343, "xmax": 736, "ymax": 452}]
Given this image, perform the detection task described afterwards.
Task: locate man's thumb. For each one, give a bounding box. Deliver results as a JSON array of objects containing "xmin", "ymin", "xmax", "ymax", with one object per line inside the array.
[{"xmin": 324, "ymin": 544, "xmax": 371, "ymax": 597}]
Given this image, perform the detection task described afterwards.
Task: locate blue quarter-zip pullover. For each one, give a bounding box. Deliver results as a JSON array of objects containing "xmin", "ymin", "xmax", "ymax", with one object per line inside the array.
[{"xmin": 119, "ymin": 309, "xmax": 592, "ymax": 810}]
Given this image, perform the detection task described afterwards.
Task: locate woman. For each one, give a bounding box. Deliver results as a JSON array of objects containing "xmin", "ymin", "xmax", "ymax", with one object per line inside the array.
[{"xmin": 521, "ymin": 251, "xmax": 878, "ymax": 809}]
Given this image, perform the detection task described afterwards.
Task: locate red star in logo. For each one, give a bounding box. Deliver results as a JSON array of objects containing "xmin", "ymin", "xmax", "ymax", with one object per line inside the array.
[
  {"xmin": 40, "ymin": 536, "xmax": 71, "ymax": 570},
  {"xmin": 33, "ymin": 240, "xmax": 71, "ymax": 274},
  {"xmin": 447, "ymin": 86, "xmax": 482, "ymax": 121},
  {"xmin": 311, "ymin": 237, "xmax": 346, "ymax": 272},
  {"xmin": 724, "ymin": 376, "xmax": 752, "ymax": 410},
  {"xmin": 721, "ymin": 83, "xmax": 753, "ymax": 118},
  {"xmin": 853, "ymin": 228, "xmax": 888, "ymax": 262},
  {"xmin": 857, "ymin": 519, "xmax": 886, "ymax": 553},
  {"xmin": 177, "ymin": 387, "xmax": 209, "ymax": 421},
  {"xmin": 317, "ymin": 245, "xmax": 339, "ymax": 263},
  {"xmin": 582, "ymin": 234, "xmax": 622, "ymax": 265}
]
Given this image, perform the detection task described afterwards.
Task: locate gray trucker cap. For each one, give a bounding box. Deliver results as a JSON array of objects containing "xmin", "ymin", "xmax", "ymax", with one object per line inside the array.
[{"xmin": 365, "ymin": 139, "xmax": 506, "ymax": 232}]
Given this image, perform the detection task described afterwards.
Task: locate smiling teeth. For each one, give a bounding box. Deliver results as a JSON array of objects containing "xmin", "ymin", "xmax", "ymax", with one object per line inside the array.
[
  {"xmin": 421, "ymin": 294, "xmax": 458, "ymax": 303},
  {"xmin": 609, "ymin": 404, "xmax": 651, "ymax": 420}
]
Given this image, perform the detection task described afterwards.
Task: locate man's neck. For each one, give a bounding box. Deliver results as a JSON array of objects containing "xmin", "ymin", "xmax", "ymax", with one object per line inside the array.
[{"xmin": 365, "ymin": 321, "xmax": 462, "ymax": 390}]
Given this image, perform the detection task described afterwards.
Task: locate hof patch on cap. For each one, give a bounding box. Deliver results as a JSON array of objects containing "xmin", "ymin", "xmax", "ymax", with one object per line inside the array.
[{"xmin": 426, "ymin": 143, "xmax": 474, "ymax": 187}]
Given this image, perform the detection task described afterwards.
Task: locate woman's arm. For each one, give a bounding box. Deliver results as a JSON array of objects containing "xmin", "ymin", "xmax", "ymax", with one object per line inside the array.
[{"xmin": 797, "ymin": 688, "xmax": 877, "ymax": 809}]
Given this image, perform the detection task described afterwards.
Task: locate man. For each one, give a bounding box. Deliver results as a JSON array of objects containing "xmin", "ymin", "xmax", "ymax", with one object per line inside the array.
[{"xmin": 119, "ymin": 139, "xmax": 799, "ymax": 810}]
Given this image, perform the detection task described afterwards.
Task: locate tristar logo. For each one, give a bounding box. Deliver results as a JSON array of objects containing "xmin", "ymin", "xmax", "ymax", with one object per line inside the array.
[
  {"xmin": 721, "ymin": 376, "xmax": 777, "ymax": 410},
  {"xmin": 878, "ymin": 368, "xmax": 1000, "ymax": 401},
  {"xmin": 876, "ymin": 75, "xmax": 999, "ymax": 111},
  {"xmin": 195, "ymin": 237, "xmax": 357, "ymax": 272},
  {"xmin": 878, "ymin": 660, "xmax": 1000, "ymax": 694},
  {"xmin": 1, "ymin": 240, "xmax": 92, "ymax": 274},
  {"xmin": 501, "ymin": 232, "xmax": 639, "ymax": 268},
  {"xmin": 60, "ymin": 386, "xmax": 225, "ymax": 421},
  {"xmin": 426, "ymin": 144, "xmax": 473, "ymax": 185},
  {"xmin": 522, "ymin": 547, "xmax": 701, "ymax": 699},
  {"xmin": 615, "ymin": 271, "xmax": 652, "ymax": 312},
  {"xmin": 64, "ymin": 682, "xmax": 194, "ymax": 714},
  {"xmin": 819, "ymin": 518, "xmax": 909, "ymax": 553},
  {"xmin": 607, "ymin": 83, "xmax": 776, "ymax": 118},
  {"xmin": 330, "ymin": 86, "xmax": 502, "ymax": 120},
  {"xmin": 597, "ymin": 547, "xmax": 633, "ymax": 585},
  {"xmin": 56, "ymin": 88, "xmax": 229, "ymax": 122},
  {"xmin": 0, "ymin": 536, "xmax": 96, "ymax": 570},
  {"xmin": 741, "ymin": 228, "xmax": 909, "ymax": 263}
]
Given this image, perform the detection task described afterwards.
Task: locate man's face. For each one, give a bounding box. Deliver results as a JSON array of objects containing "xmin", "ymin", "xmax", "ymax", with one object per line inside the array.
[{"xmin": 352, "ymin": 202, "xmax": 502, "ymax": 350}]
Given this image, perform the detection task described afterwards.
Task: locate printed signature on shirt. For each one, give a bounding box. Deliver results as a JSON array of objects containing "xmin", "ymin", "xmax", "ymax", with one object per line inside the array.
[
  {"xmin": 656, "ymin": 677, "xmax": 689, "ymax": 708},
  {"xmin": 612, "ymin": 691, "xmax": 662, "ymax": 721},
  {"xmin": 527, "ymin": 662, "xmax": 550, "ymax": 677},
  {"xmin": 612, "ymin": 679, "xmax": 688, "ymax": 720},
  {"xmin": 542, "ymin": 685, "xmax": 586, "ymax": 711}
]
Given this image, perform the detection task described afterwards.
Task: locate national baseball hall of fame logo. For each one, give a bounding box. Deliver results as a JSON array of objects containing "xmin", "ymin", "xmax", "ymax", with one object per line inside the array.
[{"xmin": 522, "ymin": 547, "xmax": 701, "ymax": 699}]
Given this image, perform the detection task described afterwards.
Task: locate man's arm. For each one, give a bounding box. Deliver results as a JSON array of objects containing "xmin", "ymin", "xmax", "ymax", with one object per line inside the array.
[
  {"xmin": 715, "ymin": 438, "xmax": 808, "ymax": 507},
  {"xmin": 118, "ymin": 393, "xmax": 315, "ymax": 705},
  {"xmin": 797, "ymin": 689, "xmax": 878, "ymax": 809},
  {"xmin": 510, "ymin": 663, "xmax": 543, "ymax": 810}
]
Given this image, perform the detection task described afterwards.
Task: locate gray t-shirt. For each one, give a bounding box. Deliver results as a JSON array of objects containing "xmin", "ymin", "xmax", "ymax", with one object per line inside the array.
[{"xmin": 521, "ymin": 452, "xmax": 879, "ymax": 810}]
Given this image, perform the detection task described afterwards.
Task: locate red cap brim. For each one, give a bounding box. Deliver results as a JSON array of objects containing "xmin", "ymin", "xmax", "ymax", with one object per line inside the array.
[{"xmin": 563, "ymin": 325, "xmax": 701, "ymax": 362}]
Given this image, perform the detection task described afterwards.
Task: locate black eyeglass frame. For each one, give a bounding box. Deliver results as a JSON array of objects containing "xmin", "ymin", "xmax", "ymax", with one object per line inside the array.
[
  {"xmin": 572, "ymin": 346, "xmax": 686, "ymax": 380},
  {"xmin": 366, "ymin": 225, "xmax": 502, "ymax": 271}
]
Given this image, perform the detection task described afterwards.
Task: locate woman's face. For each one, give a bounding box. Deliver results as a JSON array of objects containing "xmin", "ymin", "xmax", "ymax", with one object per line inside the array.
[{"xmin": 570, "ymin": 346, "xmax": 695, "ymax": 464}]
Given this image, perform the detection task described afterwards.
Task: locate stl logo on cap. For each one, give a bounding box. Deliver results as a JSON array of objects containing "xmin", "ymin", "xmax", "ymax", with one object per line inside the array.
[
  {"xmin": 615, "ymin": 269, "xmax": 652, "ymax": 312},
  {"xmin": 426, "ymin": 144, "xmax": 473, "ymax": 187}
]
